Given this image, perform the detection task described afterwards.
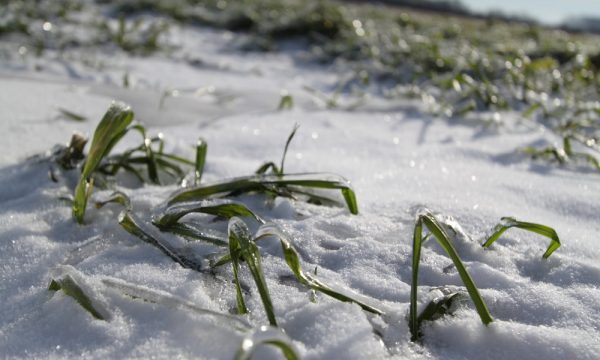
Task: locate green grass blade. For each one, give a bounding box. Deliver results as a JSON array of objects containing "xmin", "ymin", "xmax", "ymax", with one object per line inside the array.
[
  {"xmin": 410, "ymin": 211, "xmax": 493, "ymax": 341},
  {"xmin": 95, "ymin": 191, "xmax": 131, "ymax": 210},
  {"xmin": 255, "ymin": 162, "xmax": 280, "ymax": 175},
  {"xmin": 195, "ymin": 138, "xmax": 207, "ymax": 185},
  {"xmin": 229, "ymin": 217, "xmax": 278, "ymax": 326},
  {"xmin": 482, "ymin": 217, "xmax": 561, "ymax": 259},
  {"xmin": 280, "ymin": 124, "xmax": 299, "ymax": 175},
  {"xmin": 58, "ymin": 107, "xmax": 87, "ymax": 122},
  {"xmin": 255, "ymin": 224, "xmax": 383, "ymax": 314},
  {"xmin": 118, "ymin": 210, "xmax": 203, "ymax": 271},
  {"xmin": 234, "ymin": 326, "xmax": 299, "ymax": 360},
  {"xmin": 163, "ymin": 222, "xmax": 228, "ymax": 247},
  {"xmin": 130, "ymin": 124, "xmax": 160, "ymax": 184},
  {"xmin": 228, "ymin": 220, "xmax": 248, "ymax": 316},
  {"xmin": 153, "ymin": 199, "xmax": 264, "ymax": 228},
  {"xmin": 166, "ymin": 173, "xmax": 359, "ymax": 214},
  {"xmin": 73, "ymin": 102, "xmax": 134, "ymax": 223},
  {"xmin": 49, "ymin": 275, "xmax": 105, "ymax": 320}
]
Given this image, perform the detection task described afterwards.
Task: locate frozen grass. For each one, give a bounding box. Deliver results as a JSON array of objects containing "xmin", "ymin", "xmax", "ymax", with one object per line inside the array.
[{"xmin": 482, "ymin": 217, "xmax": 561, "ymax": 259}]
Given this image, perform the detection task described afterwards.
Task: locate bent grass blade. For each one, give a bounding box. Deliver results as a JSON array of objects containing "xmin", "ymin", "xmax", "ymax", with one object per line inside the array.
[
  {"xmin": 229, "ymin": 217, "xmax": 278, "ymax": 326},
  {"xmin": 73, "ymin": 102, "xmax": 134, "ymax": 223},
  {"xmin": 49, "ymin": 275, "xmax": 106, "ymax": 320},
  {"xmin": 255, "ymin": 224, "xmax": 383, "ymax": 315},
  {"xmin": 118, "ymin": 210, "xmax": 203, "ymax": 271},
  {"xmin": 234, "ymin": 325, "xmax": 299, "ymax": 360},
  {"xmin": 153, "ymin": 199, "xmax": 265, "ymax": 228},
  {"xmin": 482, "ymin": 217, "xmax": 561, "ymax": 259},
  {"xmin": 410, "ymin": 211, "xmax": 493, "ymax": 341},
  {"xmin": 102, "ymin": 277, "xmax": 251, "ymax": 331},
  {"xmin": 166, "ymin": 173, "xmax": 359, "ymax": 214}
]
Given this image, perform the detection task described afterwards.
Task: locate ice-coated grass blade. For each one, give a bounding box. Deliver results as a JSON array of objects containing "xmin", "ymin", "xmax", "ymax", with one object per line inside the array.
[
  {"xmin": 153, "ymin": 199, "xmax": 264, "ymax": 228},
  {"xmin": 229, "ymin": 217, "xmax": 278, "ymax": 326},
  {"xmin": 118, "ymin": 210, "xmax": 203, "ymax": 271},
  {"xmin": 410, "ymin": 211, "xmax": 493, "ymax": 341},
  {"xmin": 58, "ymin": 107, "xmax": 87, "ymax": 122},
  {"xmin": 255, "ymin": 224, "xmax": 383, "ymax": 315},
  {"xmin": 234, "ymin": 325, "xmax": 299, "ymax": 360},
  {"xmin": 166, "ymin": 173, "xmax": 359, "ymax": 214},
  {"xmin": 73, "ymin": 102, "xmax": 134, "ymax": 223},
  {"xmin": 49, "ymin": 275, "xmax": 105, "ymax": 320},
  {"xmin": 164, "ymin": 222, "xmax": 228, "ymax": 247},
  {"xmin": 482, "ymin": 217, "xmax": 561, "ymax": 259},
  {"xmin": 95, "ymin": 191, "xmax": 131, "ymax": 210},
  {"xmin": 195, "ymin": 138, "xmax": 207, "ymax": 185},
  {"xmin": 102, "ymin": 277, "xmax": 251, "ymax": 331}
]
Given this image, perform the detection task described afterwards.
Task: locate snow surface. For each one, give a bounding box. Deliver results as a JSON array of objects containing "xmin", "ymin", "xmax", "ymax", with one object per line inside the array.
[{"xmin": 1, "ymin": 25, "xmax": 599, "ymax": 360}]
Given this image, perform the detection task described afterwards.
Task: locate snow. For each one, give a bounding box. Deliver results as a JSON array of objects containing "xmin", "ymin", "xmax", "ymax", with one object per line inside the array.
[{"xmin": 1, "ymin": 24, "xmax": 599, "ymax": 360}]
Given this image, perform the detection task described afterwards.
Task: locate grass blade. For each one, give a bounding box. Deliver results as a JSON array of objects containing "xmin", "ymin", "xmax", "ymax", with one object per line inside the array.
[
  {"xmin": 410, "ymin": 211, "xmax": 493, "ymax": 341},
  {"xmin": 118, "ymin": 210, "xmax": 203, "ymax": 271},
  {"xmin": 229, "ymin": 217, "xmax": 278, "ymax": 326},
  {"xmin": 234, "ymin": 325, "xmax": 299, "ymax": 360},
  {"xmin": 164, "ymin": 222, "xmax": 228, "ymax": 247},
  {"xmin": 255, "ymin": 224, "xmax": 383, "ymax": 314},
  {"xmin": 195, "ymin": 138, "xmax": 207, "ymax": 185},
  {"xmin": 95, "ymin": 191, "xmax": 131, "ymax": 210},
  {"xmin": 280, "ymin": 124, "xmax": 299, "ymax": 175},
  {"xmin": 166, "ymin": 173, "xmax": 359, "ymax": 214},
  {"xmin": 153, "ymin": 199, "xmax": 264, "ymax": 228},
  {"xmin": 482, "ymin": 217, "xmax": 561, "ymax": 258},
  {"xmin": 49, "ymin": 275, "xmax": 105, "ymax": 320},
  {"xmin": 73, "ymin": 102, "xmax": 134, "ymax": 223},
  {"xmin": 102, "ymin": 277, "xmax": 250, "ymax": 331}
]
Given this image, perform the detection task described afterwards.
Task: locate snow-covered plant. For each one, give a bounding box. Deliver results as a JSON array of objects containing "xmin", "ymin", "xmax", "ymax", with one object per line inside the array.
[{"xmin": 410, "ymin": 210, "xmax": 493, "ymax": 341}]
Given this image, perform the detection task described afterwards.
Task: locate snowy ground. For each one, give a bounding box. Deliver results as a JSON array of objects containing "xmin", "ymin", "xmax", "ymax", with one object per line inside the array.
[{"xmin": 1, "ymin": 25, "xmax": 599, "ymax": 360}]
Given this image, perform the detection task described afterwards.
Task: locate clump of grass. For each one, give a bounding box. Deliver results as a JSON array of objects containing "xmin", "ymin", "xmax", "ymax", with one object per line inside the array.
[
  {"xmin": 234, "ymin": 325, "xmax": 299, "ymax": 360},
  {"xmin": 482, "ymin": 217, "xmax": 561, "ymax": 258},
  {"xmin": 228, "ymin": 217, "xmax": 277, "ymax": 326},
  {"xmin": 72, "ymin": 102, "xmax": 133, "ymax": 223},
  {"xmin": 48, "ymin": 274, "xmax": 106, "ymax": 320},
  {"xmin": 410, "ymin": 210, "xmax": 493, "ymax": 341},
  {"xmin": 522, "ymin": 136, "xmax": 600, "ymax": 172},
  {"xmin": 66, "ymin": 101, "xmax": 203, "ymax": 223}
]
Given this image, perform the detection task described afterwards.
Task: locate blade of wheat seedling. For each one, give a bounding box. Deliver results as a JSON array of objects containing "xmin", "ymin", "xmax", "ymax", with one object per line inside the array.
[
  {"xmin": 229, "ymin": 217, "xmax": 278, "ymax": 326},
  {"xmin": 255, "ymin": 224, "xmax": 383, "ymax": 314},
  {"xmin": 195, "ymin": 138, "xmax": 207, "ymax": 185},
  {"xmin": 73, "ymin": 102, "xmax": 134, "ymax": 223},
  {"xmin": 49, "ymin": 275, "xmax": 105, "ymax": 320},
  {"xmin": 234, "ymin": 326, "xmax": 299, "ymax": 360},
  {"xmin": 410, "ymin": 211, "xmax": 493, "ymax": 341},
  {"xmin": 58, "ymin": 108, "xmax": 87, "ymax": 122},
  {"xmin": 102, "ymin": 277, "xmax": 251, "ymax": 331},
  {"xmin": 280, "ymin": 124, "xmax": 299, "ymax": 175},
  {"xmin": 130, "ymin": 124, "xmax": 160, "ymax": 184},
  {"xmin": 255, "ymin": 162, "xmax": 280, "ymax": 175},
  {"xmin": 482, "ymin": 217, "xmax": 561, "ymax": 259},
  {"xmin": 228, "ymin": 222, "xmax": 248, "ymax": 316},
  {"xmin": 153, "ymin": 199, "xmax": 264, "ymax": 227},
  {"xmin": 164, "ymin": 222, "xmax": 228, "ymax": 247},
  {"xmin": 118, "ymin": 210, "xmax": 203, "ymax": 271},
  {"xmin": 166, "ymin": 173, "xmax": 359, "ymax": 214},
  {"xmin": 277, "ymin": 93, "xmax": 294, "ymax": 111},
  {"xmin": 95, "ymin": 191, "xmax": 131, "ymax": 210}
]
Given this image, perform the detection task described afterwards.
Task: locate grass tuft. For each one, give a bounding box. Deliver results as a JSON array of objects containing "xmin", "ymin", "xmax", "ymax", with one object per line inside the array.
[
  {"xmin": 73, "ymin": 102, "xmax": 133, "ymax": 223},
  {"xmin": 410, "ymin": 210, "xmax": 493, "ymax": 341}
]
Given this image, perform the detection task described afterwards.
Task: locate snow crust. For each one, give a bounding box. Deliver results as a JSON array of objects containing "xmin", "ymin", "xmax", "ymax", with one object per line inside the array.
[{"xmin": 1, "ymin": 26, "xmax": 599, "ymax": 359}]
